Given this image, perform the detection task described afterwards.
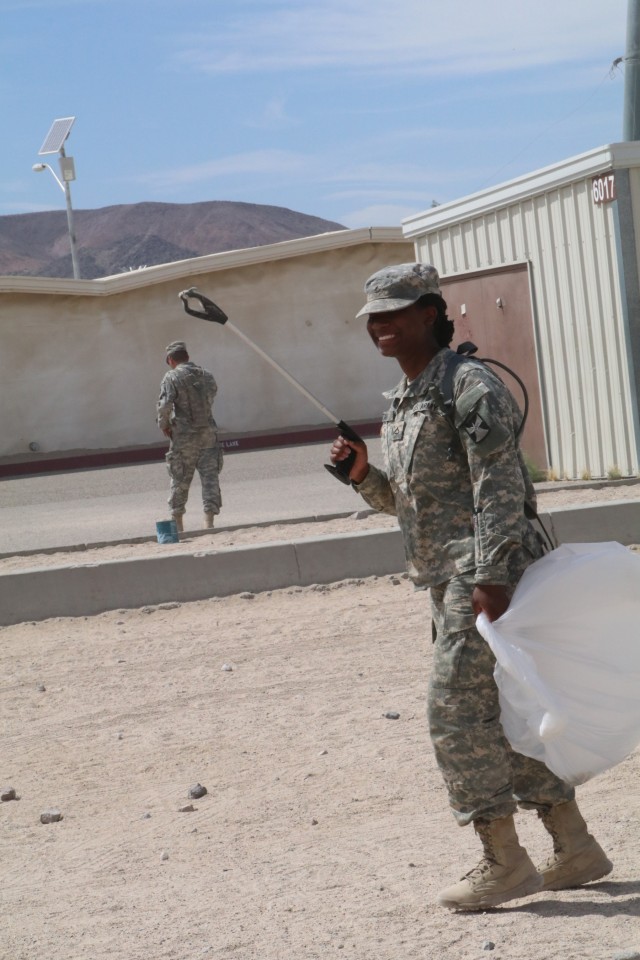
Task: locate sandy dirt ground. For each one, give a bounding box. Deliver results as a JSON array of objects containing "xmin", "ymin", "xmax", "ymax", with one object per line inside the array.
[{"xmin": 1, "ymin": 483, "xmax": 639, "ymax": 959}]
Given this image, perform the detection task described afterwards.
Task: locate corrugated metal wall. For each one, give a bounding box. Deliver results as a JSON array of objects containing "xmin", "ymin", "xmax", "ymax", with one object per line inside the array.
[{"xmin": 413, "ymin": 178, "xmax": 638, "ymax": 479}]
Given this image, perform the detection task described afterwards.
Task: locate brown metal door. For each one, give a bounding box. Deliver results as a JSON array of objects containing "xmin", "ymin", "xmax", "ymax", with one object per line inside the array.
[{"xmin": 440, "ymin": 263, "xmax": 547, "ymax": 472}]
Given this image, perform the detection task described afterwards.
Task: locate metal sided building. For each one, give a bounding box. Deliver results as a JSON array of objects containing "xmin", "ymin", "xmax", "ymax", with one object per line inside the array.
[{"xmin": 402, "ymin": 143, "xmax": 640, "ymax": 480}]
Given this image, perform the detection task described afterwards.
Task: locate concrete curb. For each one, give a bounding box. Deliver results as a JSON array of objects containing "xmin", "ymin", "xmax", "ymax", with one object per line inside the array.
[
  {"xmin": 1, "ymin": 501, "xmax": 638, "ymax": 626},
  {"xmin": 1, "ymin": 529, "xmax": 407, "ymax": 626},
  {"xmin": 543, "ymin": 500, "xmax": 640, "ymax": 544}
]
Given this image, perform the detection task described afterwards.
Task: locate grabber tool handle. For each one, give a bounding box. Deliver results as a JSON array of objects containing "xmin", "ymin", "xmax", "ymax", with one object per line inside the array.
[
  {"xmin": 178, "ymin": 286, "xmax": 364, "ymax": 485},
  {"xmin": 324, "ymin": 420, "xmax": 364, "ymax": 485}
]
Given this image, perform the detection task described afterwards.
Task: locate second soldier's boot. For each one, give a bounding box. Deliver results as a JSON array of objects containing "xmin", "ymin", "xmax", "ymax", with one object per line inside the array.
[
  {"xmin": 438, "ymin": 815, "xmax": 542, "ymax": 911},
  {"xmin": 536, "ymin": 800, "xmax": 613, "ymax": 890},
  {"xmin": 203, "ymin": 512, "xmax": 215, "ymax": 529},
  {"xmin": 172, "ymin": 514, "xmax": 184, "ymax": 533}
]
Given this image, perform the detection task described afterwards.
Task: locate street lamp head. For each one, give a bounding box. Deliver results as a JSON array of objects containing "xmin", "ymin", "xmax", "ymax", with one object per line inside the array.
[{"xmin": 32, "ymin": 161, "xmax": 64, "ymax": 193}]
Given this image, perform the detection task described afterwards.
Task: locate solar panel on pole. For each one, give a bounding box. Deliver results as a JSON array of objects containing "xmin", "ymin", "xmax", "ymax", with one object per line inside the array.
[{"xmin": 38, "ymin": 117, "xmax": 76, "ymax": 156}]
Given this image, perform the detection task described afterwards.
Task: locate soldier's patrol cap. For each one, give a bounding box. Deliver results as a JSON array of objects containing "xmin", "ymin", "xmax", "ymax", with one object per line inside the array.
[
  {"xmin": 355, "ymin": 262, "xmax": 442, "ymax": 318},
  {"xmin": 165, "ymin": 340, "xmax": 188, "ymax": 356}
]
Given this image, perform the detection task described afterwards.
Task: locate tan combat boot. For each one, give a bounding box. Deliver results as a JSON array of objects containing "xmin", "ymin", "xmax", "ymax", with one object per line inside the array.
[
  {"xmin": 438, "ymin": 815, "xmax": 542, "ymax": 911},
  {"xmin": 537, "ymin": 800, "xmax": 612, "ymax": 890},
  {"xmin": 172, "ymin": 515, "xmax": 184, "ymax": 533},
  {"xmin": 203, "ymin": 512, "xmax": 215, "ymax": 529}
]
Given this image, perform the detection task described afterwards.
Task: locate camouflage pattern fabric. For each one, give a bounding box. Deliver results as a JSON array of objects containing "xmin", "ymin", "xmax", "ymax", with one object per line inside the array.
[
  {"xmin": 354, "ymin": 346, "xmax": 573, "ymax": 822},
  {"xmin": 428, "ymin": 563, "xmax": 574, "ymax": 826},
  {"xmin": 355, "ymin": 262, "xmax": 442, "ymax": 318},
  {"xmin": 355, "ymin": 347, "xmax": 540, "ymax": 587},
  {"xmin": 165, "ymin": 426, "xmax": 223, "ymax": 515},
  {"xmin": 157, "ymin": 361, "xmax": 218, "ymax": 432},
  {"xmin": 157, "ymin": 362, "xmax": 223, "ymax": 517}
]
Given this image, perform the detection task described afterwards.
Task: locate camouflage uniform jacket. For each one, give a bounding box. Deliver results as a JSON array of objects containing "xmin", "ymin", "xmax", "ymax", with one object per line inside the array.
[
  {"xmin": 354, "ymin": 348, "xmax": 539, "ymax": 589},
  {"xmin": 157, "ymin": 362, "xmax": 218, "ymax": 433}
]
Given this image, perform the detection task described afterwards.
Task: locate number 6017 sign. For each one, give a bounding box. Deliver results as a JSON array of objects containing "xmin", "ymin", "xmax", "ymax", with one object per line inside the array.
[{"xmin": 592, "ymin": 174, "xmax": 616, "ymax": 205}]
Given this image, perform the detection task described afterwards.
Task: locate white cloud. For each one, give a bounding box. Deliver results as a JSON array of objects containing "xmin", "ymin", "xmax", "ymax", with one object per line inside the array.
[
  {"xmin": 324, "ymin": 160, "xmax": 437, "ymax": 185},
  {"xmin": 247, "ymin": 97, "xmax": 296, "ymax": 129},
  {"xmin": 340, "ymin": 203, "xmax": 424, "ymax": 228},
  {"xmin": 0, "ymin": 201, "xmax": 57, "ymax": 213},
  {"xmin": 327, "ymin": 188, "xmax": 438, "ymax": 202},
  {"xmin": 0, "ymin": 0, "xmax": 106, "ymax": 9},
  {"xmin": 133, "ymin": 146, "xmax": 477, "ymax": 200},
  {"xmin": 135, "ymin": 149, "xmax": 310, "ymax": 189},
  {"xmin": 174, "ymin": 0, "xmax": 626, "ymax": 76},
  {"xmin": 131, "ymin": 141, "xmax": 505, "ymax": 210}
]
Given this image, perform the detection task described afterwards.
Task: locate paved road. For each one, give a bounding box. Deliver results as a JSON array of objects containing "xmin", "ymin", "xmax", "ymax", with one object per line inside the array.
[{"xmin": 0, "ymin": 439, "xmax": 382, "ymax": 554}]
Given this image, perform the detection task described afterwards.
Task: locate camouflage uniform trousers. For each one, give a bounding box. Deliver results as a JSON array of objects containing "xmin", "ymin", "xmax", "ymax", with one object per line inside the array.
[
  {"xmin": 165, "ymin": 426, "xmax": 223, "ymax": 517},
  {"xmin": 427, "ymin": 546, "xmax": 575, "ymax": 826}
]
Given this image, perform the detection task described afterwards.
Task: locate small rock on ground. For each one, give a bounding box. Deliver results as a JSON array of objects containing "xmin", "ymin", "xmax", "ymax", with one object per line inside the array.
[
  {"xmin": 188, "ymin": 783, "xmax": 207, "ymax": 799},
  {"xmin": 40, "ymin": 809, "xmax": 63, "ymax": 824}
]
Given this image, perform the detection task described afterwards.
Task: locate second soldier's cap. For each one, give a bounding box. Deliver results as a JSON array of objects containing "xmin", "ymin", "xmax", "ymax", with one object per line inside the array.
[
  {"xmin": 165, "ymin": 340, "xmax": 188, "ymax": 356},
  {"xmin": 355, "ymin": 262, "xmax": 441, "ymax": 318}
]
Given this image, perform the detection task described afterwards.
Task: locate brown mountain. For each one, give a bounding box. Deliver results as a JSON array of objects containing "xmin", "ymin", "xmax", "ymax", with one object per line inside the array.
[{"xmin": 0, "ymin": 200, "xmax": 347, "ymax": 280}]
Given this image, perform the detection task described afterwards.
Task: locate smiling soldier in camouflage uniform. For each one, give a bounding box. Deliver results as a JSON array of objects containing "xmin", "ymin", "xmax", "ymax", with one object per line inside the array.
[
  {"xmin": 157, "ymin": 340, "xmax": 223, "ymax": 532},
  {"xmin": 330, "ymin": 263, "xmax": 612, "ymax": 910}
]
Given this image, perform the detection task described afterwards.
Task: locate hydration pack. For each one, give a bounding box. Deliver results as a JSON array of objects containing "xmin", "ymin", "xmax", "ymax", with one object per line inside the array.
[
  {"xmin": 440, "ymin": 341, "xmax": 528, "ymax": 440},
  {"xmin": 440, "ymin": 342, "xmax": 554, "ymax": 551}
]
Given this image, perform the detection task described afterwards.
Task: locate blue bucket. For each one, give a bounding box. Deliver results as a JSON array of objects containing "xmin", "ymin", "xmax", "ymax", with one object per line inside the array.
[{"xmin": 156, "ymin": 519, "xmax": 179, "ymax": 544}]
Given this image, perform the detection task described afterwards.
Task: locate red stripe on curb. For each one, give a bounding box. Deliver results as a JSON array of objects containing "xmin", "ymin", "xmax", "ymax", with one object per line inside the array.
[{"xmin": 0, "ymin": 422, "xmax": 381, "ymax": 479}]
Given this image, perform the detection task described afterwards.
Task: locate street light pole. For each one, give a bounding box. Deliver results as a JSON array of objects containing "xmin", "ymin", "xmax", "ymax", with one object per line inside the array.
[
  {"xmin": 33, "ymin": 116, "xmax": 81, "ymax": 280},
  {"xmin": 624, "ymin": 0, "xmax": 640, "ymax": 141},
  {"xmin": 32, "ymin": 153, "xmax": 80, "ymax": 280},
  {"xmin": 57, "ymin": 146, "xmax": 80, "ymax": 281}
]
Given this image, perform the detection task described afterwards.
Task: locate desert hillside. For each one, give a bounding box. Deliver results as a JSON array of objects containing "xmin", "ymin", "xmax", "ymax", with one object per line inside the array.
[{"xmin": 0, "ymin": 200, "xmax": 346, "ymax": 279}]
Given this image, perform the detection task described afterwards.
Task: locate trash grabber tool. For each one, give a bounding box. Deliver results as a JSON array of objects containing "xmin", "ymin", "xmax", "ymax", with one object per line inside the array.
[{"xmin": 178, "ymin": 287, "xmax": 363, "ymax": 483}]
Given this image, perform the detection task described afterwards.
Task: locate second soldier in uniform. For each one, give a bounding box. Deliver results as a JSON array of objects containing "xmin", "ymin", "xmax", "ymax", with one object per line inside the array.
[{"xmin": 157, "ymin": 340, "xmax": 223, "ymax": 532}]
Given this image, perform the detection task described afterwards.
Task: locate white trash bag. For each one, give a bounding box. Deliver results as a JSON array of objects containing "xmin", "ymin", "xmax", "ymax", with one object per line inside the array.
[{"xmin": 476, "ymin": 541, "xmax": 640, "ymax": 786}]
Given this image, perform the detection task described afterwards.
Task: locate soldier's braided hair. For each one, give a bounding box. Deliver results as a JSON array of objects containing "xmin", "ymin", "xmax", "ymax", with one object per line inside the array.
[{"xmin": 416, "ymin": 293, "xmax": 454, "ymax": 348}]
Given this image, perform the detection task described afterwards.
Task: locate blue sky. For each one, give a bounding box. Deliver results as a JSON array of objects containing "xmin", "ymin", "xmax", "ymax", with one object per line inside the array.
[{"xmin": 0, "ymin": 0, "xmax": 629, "ymax": 228}]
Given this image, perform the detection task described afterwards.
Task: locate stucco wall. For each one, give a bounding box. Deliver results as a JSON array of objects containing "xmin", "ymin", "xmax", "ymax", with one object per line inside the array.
[{"xmin": 0, "ymin": 230, "xmax": 414, "ymax": 459}]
